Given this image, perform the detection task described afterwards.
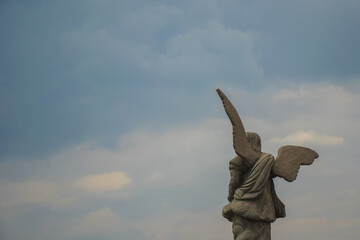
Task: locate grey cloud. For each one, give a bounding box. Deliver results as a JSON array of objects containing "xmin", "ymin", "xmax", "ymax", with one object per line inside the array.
[
  {"xmin": 221, "ymin": 0, "xmax": 360, "ymax": 79},
  {"xmin": 3, "ymin": 0, "xmax": 359, "ymax": 159},
  {"xmin": 1, "ymin": 82, "xmax": 360, "ymax": 239},
  {"xmin": 0, "ymin": 0, "xmax": 260, "ymax": 159},
  {"xmin": 1, "ymin": 0, "xmax": 360, "ymax": 239}
]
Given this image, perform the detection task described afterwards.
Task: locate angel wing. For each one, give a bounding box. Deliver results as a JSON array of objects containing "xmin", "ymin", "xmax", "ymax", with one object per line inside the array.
[
  {"xmin": 216, "ymin": 89, "xmax": 259, "ymax": 166},
  {"xmin": 272, "ymin": 145, "xmax": 319, "ymax": 182}
]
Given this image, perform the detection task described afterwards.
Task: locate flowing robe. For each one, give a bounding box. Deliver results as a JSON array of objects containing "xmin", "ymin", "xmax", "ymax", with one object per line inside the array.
[{"xmin": 223, "ymin": 153, "xmax": 285, "ymax": 240}]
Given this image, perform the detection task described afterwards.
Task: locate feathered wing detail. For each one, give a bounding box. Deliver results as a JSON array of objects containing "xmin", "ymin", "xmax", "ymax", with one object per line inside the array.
[
  {"xmin": 272, "ymin": 145, "xmax": 319, "ymax": 182},
  {"xmin": 216, "ymin": 89, "xmax": 259, "ymax": 165}
]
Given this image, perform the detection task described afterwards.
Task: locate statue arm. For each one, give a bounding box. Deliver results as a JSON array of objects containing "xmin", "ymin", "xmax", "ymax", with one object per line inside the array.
[
  {"xmin": 227, "ymin": 156, "xmax": 248, "ymax": 201},
  {"xmin": 228, "ymin": 167, "xmax": 240, "ymax": 201}
]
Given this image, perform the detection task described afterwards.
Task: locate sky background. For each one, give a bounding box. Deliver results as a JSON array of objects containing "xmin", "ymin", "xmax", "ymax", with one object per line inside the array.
[{"xmin": 1, "ymin": 0, "xmax": 360, "ymax": 239}]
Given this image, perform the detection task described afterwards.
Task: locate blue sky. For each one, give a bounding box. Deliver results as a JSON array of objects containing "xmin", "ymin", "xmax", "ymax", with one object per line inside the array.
[{"xmin": 1, "ymin": 0, "xmax": 360, "ymax": 239}]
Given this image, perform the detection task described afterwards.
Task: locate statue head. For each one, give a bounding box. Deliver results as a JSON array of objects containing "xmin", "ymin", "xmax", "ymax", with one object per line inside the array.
[{"xmin": 246, "ymin": 132, "xmax": 261, "ymax": 155}]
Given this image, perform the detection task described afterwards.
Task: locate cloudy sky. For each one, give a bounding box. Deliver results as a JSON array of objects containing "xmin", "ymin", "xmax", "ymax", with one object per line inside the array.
[{"xmin": 1, "ymin": 0, "xmax": 360, "ymax": 239}]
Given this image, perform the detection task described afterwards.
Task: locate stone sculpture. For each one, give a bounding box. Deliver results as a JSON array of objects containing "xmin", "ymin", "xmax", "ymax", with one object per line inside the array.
[{"xmin": 216, "ymin": 89, "xmax": 319, "ymax": 240}]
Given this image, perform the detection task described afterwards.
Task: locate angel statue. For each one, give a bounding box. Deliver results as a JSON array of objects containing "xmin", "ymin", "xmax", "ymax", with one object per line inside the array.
[{"xmin": 216, "ymin": 89, "xmax": 319, "ymax": 240}]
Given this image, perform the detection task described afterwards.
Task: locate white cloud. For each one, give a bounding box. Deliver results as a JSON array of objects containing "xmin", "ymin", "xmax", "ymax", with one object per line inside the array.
[
  {"xmin": 273, "ymin": 217, "xmax": 360, "ymax": 240},
  {"xmin": 33, "ymin": 118, "xmax": 230, "ymax": 192},
  {"xmin": 1, "ymin": 82, "xmax": 360, "ymax": 240},
  {"xmin": 0, "ymin": 180, "xmax": 55, "ymax": 207},
  {"xmin": 75, "ymin": 171, "xmax": 132, "ymax": 193},
  {"xmin": 68, "ymin": 207, "xmax": 231, "ymax": 240},
  {"xmin": 136, "ymin": 208, "xmax": 231, "ymax": 240},
  {"xmin": 69, "ymin": 207, "xmax": 128, "ymax": 236},
  {"xmin": 271, "ymin": 130, "xmax": 344, "ymax": 146},
  {"xmin": 2, "ymin": 0, "xmax": 360, "ymax": 238},
  {"xmin": 222, "ymin": 83, "xmax": 360, "ymax": 154},
  {"xmin": 271, "ymin": 83, "xmax": 360, "ymax": 118}
]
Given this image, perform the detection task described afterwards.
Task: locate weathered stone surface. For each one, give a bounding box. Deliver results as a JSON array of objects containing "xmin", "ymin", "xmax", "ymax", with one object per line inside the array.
[
  {"xmin": 273, "ymin": 145, "xmax": 319, "ymax": 182},
  {"xmin": 217, "ymin": 89, "xmax": 318, "ymax": 240},
  {"xmin": 216, "ymin": 89, "xmax": 259, "ymax": 166}
]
